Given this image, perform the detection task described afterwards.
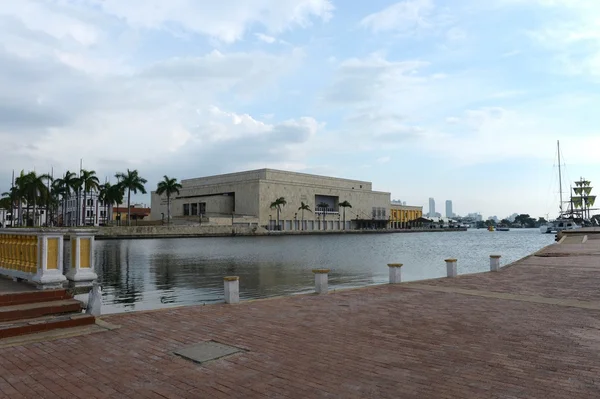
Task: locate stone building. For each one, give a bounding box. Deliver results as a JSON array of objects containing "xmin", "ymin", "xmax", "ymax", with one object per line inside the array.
[
  {"xmin": 390, "ymin": 203, "xmax": 423, "ymax": 229},
  {"xmin": 150, "ymin": 169, "xmax": 391, "ymax": 230}
]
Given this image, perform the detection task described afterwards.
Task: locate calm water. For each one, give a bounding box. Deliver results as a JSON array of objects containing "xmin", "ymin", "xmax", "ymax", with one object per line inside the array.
[{"xmin": 94, "ymin": 229, "xmax": 554, "ymax": 314}]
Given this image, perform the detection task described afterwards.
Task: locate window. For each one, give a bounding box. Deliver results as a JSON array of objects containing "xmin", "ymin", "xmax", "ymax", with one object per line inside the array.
[
  {"xmin": 87, "ymin": 199, "xmax": 93, "ymax": 206},
  {"xmin": 191, "ymin": 203, "xmax": 198, "ymax": 216},
  {"xmin": 100, "ymin": 211, "xmax": 105, "ymax": 217},
  {"xmin": 86, "ymin": 210, "xmax": 92, "ymax": 217},
  {"xmin": 199, "ymin": 202, "xmax": 206, "ymax": 215},
  {"xmin": 183, "ymin": 204, "xmax": 190, "ymax": 216}
]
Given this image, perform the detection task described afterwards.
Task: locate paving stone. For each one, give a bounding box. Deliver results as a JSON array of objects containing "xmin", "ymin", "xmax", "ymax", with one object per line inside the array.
[{"xmin": 173, "ymin": 341, "xmax": 243, "ymax": 364}]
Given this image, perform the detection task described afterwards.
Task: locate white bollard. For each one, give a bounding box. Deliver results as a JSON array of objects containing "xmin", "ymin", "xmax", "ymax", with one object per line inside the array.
[
  {"xmin": 445, "ymin": 258, "xmax": 457, "ymax": 278},
  {"xmin": 490, "ymin": 255, "xmax": 501, "ymax": 272},
  {"xmin": 387, "ymin": 263, "xmax": 403, "ymax": 284},
  {"xmin": 223, "ymin": 276, "xmax": 240, "ymax": 304},
  {"xmin": 86, "ymin": 283, "xmax": 102, "ymax": 316},
  {"xmin": 312, "ymin": 269, "xmax": 330, "ymax": 294}
]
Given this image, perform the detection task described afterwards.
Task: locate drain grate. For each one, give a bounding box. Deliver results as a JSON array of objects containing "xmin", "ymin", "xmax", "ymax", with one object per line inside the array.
[{"xmin": 174, "ymin": 341, "xmax": 245, "ymax": 364}]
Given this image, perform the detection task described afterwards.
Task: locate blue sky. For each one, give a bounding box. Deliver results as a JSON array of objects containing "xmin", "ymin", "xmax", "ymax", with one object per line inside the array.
[{"xmin": 0, "ymin": 0, "xmax": 599, "ymax": 218}]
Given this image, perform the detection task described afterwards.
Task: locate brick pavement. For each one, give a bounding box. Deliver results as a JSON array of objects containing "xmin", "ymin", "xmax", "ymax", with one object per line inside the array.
[{"xmin": 2, "ymin": 240, "xmax": 600, "ymax": 398}]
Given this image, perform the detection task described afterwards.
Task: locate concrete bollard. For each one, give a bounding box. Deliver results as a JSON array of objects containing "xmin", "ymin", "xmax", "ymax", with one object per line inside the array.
[
  {"xmin": 86, "ymin": 283, "xmax": 102, "ymax": 316},
  {"xmin": 223, "ymin": 276, "xmax": 240, "ymax": 304},
  {"xmin": 387, "ymin": 263, "xmax": 403, "ymax": 284},
  {"xmin": 312, "ymin": 269, "xmax": 330, "ymax": 294},
  {"xmin": 445, "ymin": 259, "xmax": 457, "ymax": 278},
  {"xmin": 490, "ymin": 255, "xmax": 501, "ymax": 272}
]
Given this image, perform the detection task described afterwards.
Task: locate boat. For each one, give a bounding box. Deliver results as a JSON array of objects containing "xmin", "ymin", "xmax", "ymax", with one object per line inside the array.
[
  {"xmin": 539, "ymin": 141, "xmax": 596, "ymax": 234},
  {"xmin": 487, "ymin": 225, "xmax": 495, "ymax": 231},
  {"xmin": 496, "ymin": 226, "xmax": 510, "ymax": 231}
]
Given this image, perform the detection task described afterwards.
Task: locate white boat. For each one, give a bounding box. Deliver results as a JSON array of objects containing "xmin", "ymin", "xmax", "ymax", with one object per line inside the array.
[{"xmin": 539, "ymin": 219, "xmax": 580, "ymax": 234}]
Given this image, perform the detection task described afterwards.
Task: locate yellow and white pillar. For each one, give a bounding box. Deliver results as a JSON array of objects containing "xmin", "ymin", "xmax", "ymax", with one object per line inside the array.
[
  {"xmin": 66, "ymin": 230, "xmax": 98, "ymax": 287},
  {"xmin": 32, "ymin": 233, "xmax": 67, "ymax": 290}
]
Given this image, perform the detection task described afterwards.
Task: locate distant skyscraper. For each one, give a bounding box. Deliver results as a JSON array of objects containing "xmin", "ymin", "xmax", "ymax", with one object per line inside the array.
[
  {"xmin": 445, "ymin": 200, "xmax": 453, "ymax": 218},
  {"xmin": 428, "ymin": 198, "xmax": 435, "ymax": 217}
]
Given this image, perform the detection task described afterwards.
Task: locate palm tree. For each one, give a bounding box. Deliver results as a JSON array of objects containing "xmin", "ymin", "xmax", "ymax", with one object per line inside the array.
[
  {"xmin": 297, "ymin": 202, "xmax": 312, "ymax": 231},
  {"xmin": 115, "ymin": 169, "xmax": 147, "ymax": 226},
  {"xmin": 1, "ymin": 187, "xmax": 18, "ymax": 227},
  {"xmin": 18, "ymin": 171, "xmax": 51, "ymax": 226},
  {"xmin": 59, "ymin": 171, "xmax": 78, "ymax": 226},
  {"xmin": 103, "ymin": 182, "xmax": 124, "ymax": 225},
  {"xmin": 156, "ymin": 176, "xmax": 182, "ymax": 225},
  {"xmin": 339, "ymin": 201, "xmax": 352, "ymax": 230},
  {"xmin": 80, "ymin": 169, "xmax": 100, "ymax": 226},
  {"xmin": 269, "ymin": 197, "xmax": 287, "ymax": 230},
  {"xmin": 98, "ymin": 183, "xmax": 109, "ymax": 225},
  {"xmin": 14, "ymin": 170, "xmax": 29, "ymax": 226},
  {"xmin": 317, "ymin": 201, "xmax": 329, "ymax": 230}
]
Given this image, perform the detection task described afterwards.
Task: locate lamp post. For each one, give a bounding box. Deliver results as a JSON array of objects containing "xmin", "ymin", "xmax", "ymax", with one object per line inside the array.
[
  {"xmin": 294, "ymin": 213, "xmax": 297, "ymax": 230},
  {"xmin": 269, "ymin": 214, "xmax": 272, "ymax": 230}
]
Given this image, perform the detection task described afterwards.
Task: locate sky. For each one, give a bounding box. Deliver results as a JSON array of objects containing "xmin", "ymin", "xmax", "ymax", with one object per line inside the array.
[{"xmin": 1, "ymin": 0, "xmax": 599, "ymax": 219}]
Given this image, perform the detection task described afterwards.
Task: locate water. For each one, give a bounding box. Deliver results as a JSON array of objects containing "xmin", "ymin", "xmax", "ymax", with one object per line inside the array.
[{"xmin": 94, "ymin": 229, "xmax": 554, "ymax": 314}]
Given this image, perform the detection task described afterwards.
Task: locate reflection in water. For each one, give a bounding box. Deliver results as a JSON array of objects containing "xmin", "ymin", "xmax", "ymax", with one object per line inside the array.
[{"xmin": 94, "ymin": 229, "xmax": 554, "ymax": 314}]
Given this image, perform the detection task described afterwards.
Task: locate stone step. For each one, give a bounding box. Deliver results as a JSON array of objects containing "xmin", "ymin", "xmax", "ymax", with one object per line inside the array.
[
  {"xmin": 0, "ymin": 299, "xmax": 83, "ymax": 322},
  {"xmin": 0, "ymin": 289, "xmax": 71, "ymax": 307},
  {"xmin": 0, "ymin": 314, "xmax": 95, "ymax": 339}
]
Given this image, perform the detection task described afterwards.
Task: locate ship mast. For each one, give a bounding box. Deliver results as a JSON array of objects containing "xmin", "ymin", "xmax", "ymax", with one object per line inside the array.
[{"xmin": 558, "ymin": 140, "xmax": 563, "ymax": 215}]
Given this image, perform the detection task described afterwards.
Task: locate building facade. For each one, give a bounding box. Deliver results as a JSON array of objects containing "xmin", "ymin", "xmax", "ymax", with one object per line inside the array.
[
  {"xmin": 445, "ymin": 200, "xmax": 453, "ymax": 218},
  {"xmin": 151, "ymin": 169, "xmax": 391, "ymax": 230},
  {"xmin": 60, "ymin": 192, "xmax": 111, "ymax": 226},
  {"xmin": 390, "ymin": 204, "xmax": 423, "ymax": 229},
  {"xmin": 428, "ymin": 197, "xmax": 436, "ymax": 217}
]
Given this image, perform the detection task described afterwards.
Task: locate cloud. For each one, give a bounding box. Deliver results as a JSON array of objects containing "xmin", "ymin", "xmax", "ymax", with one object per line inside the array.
[
  {"xmin": 360, "ymin": 0, "xmax": 456, "ymax": 38},
  {"xmin": 82, "ymin": 0, "xmax": 334, "ymax": 43},
  {"xmin": 498, "ymin": 0, "xmax": 600, "ymax": 77},
  {"xmin": 255, "ymin": 33, "xmax": 276, "ymax": 44},
  {"xmin": 0, "ymin": 3, "xmax": 319, "ymax": 188}
]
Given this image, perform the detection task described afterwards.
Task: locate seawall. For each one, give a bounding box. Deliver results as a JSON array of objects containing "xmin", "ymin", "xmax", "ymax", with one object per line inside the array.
[{"xmin": 93, "ymin": 225, "xmax": 468, "ymax": 240}]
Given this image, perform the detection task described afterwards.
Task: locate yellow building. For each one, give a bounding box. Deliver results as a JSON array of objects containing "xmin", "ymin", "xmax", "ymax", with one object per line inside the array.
[{"xmin": 390, "ymin": 203, "xmax": 423, "ymax": 229}]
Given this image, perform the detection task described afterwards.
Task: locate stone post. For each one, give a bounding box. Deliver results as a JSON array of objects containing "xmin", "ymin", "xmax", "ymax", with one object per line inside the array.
[
  {"xmin": 66, "ymin": 230, "xmax": 98, "ymax": 288},
  {"xmin": 490, "ymin": 255, "xmax": 501, "ymax": 272},
  {"xmin": 312, "ymin": 269, "xmax": 330, "ymax": 294},
  {"xmin": 86, "ymin": 283, "xmax": 102, "ymax": 316},
  {"xmin": 445, "ymin": 258, "xmax": 457, "ymax": 278},
  {"xmin": 387, "ymin": 263, "xmax": 403, "ymax": 284},
  {"xmin": 224, "ymin": 276, "xmax": 240, "ymax": 304},
  {"xmin": 32, "ymin": 233, "xmax": 67, "ymax": 290}
]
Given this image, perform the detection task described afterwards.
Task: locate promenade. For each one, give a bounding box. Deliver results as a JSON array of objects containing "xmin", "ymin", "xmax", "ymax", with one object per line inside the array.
[{"xmin": 1, "ymin": 237, "xmax": 600, "ymax": 398}]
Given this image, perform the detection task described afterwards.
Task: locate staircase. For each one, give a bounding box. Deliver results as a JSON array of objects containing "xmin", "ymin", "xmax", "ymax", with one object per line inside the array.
[{"xmin": 0, "ymin": 289, "xmax": 95, "ymax": 339}]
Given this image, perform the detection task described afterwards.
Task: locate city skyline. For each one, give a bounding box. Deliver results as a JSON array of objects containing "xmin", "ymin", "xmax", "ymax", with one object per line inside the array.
[{"xmin": 0, "ymin": 1, "xmax": 599, "ymax": 218}]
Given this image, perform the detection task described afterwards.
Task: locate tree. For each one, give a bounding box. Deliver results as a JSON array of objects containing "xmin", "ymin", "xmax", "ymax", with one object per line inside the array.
[
  {"xmin": 317, "ymin": 201, "xmax": 329, "ymax": 230},
  {"xmin": 269, "ymin": 197, "xmax": 287, "ymax": 230},
  {"xmin": 19, "ymin": 171, "xmax": 51, "ymax": 226},
  {"xmin": 115, "ymin": 169, "xmax": 147, "ymax": 226},
  {"xmin": 514, "ymin": 214, "xmax": 536, "ymax": 228},
  {"xmin": 500, "ymin": 218, "xmax": 511, "ymax": 226},
  {"xmin": 58, "ymin": 171, "xmax": 78, "ymax": 226},
  {"xmin": 297, "ymin": 202, "xmax": 312, "ymax": 231},
  {"xmin": 104, "ymin": 182, "xmax": 124, "ymax": 225},
  {"xmin": 80, "ymin": 170, "xmax": 100, "ymax": 226},
  {"xmin": 338, "ymin": 201, "xmax": 352, "ymax": 230},
  {"xmin": 156, "ymin": 176, "xmax": 182, "ymax": 225}
]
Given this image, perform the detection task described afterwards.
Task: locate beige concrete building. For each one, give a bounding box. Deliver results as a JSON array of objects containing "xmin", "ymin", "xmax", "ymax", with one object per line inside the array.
[{"xmin": 150, "ymin": 169, "xmax": 391, "ymax": 230}]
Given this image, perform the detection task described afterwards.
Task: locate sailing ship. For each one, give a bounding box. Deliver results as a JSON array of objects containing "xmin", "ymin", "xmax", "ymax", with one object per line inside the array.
[{"xmin": 539, "ymin": 141, "xmax": 594, "ymax": 234}]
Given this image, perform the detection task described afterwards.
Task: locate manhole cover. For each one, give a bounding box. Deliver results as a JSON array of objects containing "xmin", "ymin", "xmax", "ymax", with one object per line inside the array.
[{"xmin": 174, "ymin": 341, "xmax": 244, "ymax": 364}]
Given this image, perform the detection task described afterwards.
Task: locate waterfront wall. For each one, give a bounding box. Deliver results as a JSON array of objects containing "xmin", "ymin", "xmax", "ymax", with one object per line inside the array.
[{"xmin": 93, "ymin": 226, "xmax": 467, "ymax": 239}]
